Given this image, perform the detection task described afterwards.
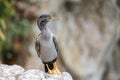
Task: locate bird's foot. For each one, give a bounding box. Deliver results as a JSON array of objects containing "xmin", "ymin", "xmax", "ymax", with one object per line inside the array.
[{"xmin": 46, "ymin": 62, "xmax": 61, "ymax": 75}]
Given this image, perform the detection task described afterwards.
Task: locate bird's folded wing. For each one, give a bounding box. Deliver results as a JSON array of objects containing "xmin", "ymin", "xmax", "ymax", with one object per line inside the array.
[
  {"xmin": 35, "ymin": 39, "xmax": 41, "ymax": 57},
  {"xmin": 53, "ymin": 36, "xmax": 60, "ymax": 55}
]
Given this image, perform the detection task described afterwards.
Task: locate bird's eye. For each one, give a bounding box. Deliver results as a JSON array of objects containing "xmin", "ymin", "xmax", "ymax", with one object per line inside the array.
[{"xmin": 48, "ymin": 17, "xmax": 51, "ymax": 19}]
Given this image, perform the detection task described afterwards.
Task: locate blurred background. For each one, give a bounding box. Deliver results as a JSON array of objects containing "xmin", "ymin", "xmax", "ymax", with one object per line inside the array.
[{"xmin": 0, "ymin": 0, "xmax": 120, "ymax": 80}]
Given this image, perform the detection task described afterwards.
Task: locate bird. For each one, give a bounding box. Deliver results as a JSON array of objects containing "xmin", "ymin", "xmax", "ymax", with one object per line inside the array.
[{"xmin": 35, "ymin": 14, "xmax": 61, "ymax": 75}]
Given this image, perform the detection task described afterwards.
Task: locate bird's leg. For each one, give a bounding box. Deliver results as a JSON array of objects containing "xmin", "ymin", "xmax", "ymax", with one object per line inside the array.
[
  {"xmin": 46, "ymin": 62, "xmax": 61, "ymax": 75},
  {"xmin": 53, "ymin": 62, "xmax": 61, "ymax": 75}
]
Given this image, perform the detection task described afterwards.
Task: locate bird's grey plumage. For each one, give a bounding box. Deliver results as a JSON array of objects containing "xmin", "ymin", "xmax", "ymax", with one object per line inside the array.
[
  {"xmin": 53, "ymin": 36, "xmax": 59, "ymax": 54},
  {"xmin": 35, "ymin": 15, "xmax": 59, "ymax": 62},
  {"xmin": 35, "ymin": 34, "xmax": 41, "ymax": 57},
  {"xmin": 35, "ymin": 29, "xmax": 58, "ymax": 62}
]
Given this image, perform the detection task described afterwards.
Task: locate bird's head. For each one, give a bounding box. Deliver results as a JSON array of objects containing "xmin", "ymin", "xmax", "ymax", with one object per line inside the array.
[
  {"xmin": 37, "ymin": 14, "xmax": 52, "ymax": 31},
  {"xmin": 37, "ymin": 14, "xmax": 59, "ymax": 31}
]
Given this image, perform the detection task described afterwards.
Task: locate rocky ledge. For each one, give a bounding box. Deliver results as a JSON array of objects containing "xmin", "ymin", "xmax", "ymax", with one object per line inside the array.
[{"xmin": 0, "ymin": 64, "xmax": 73, "ymax": 80}]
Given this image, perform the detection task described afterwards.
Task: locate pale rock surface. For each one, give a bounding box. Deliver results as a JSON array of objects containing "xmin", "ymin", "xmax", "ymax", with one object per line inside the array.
[{"xmin": 0, "ymin": 64, "xmax": 72, "ymax": 80}]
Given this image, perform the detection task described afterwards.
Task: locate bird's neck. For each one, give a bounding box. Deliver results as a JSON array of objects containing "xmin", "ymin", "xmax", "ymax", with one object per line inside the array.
[
  {"xmin": 39, "ymin": 20, "xmax": 48, "ymax": 31},
  {"xmin": 41, "ymin": 28, "xmax": 51, "ymax": 40},
  {"xmin": 41, "ymin": 27, "xmax": 49, "ymax": 33}
]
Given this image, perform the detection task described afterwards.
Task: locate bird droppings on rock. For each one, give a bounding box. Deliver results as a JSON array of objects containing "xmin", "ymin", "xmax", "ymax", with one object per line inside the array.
[{"xmin": 0, "ymin": 64, "xmax": 73, "ymax": 80}]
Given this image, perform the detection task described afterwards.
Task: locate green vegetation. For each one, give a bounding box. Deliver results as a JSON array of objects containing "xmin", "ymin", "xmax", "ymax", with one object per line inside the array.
[{"xmin": 0, "ymin": 0, "xmax": 32, "ymax": 63}]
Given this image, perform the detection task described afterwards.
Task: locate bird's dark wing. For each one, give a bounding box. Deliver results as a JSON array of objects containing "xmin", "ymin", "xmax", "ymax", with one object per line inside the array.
[
  {"xmin": 35, "ymin": 39, "xmax": 41, "ymax": 57},
  {"xmin": 53, "ymin": 36, "xmax": 59, "ymax": 54}
]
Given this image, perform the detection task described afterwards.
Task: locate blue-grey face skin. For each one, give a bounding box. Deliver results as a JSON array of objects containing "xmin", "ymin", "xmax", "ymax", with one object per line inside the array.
[{"xmin": 37, "ymin": 14, "xmax": 51, "ymax": 31}]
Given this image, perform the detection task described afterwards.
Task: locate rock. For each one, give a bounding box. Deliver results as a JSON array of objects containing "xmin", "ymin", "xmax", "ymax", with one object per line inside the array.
[
  {"xmin": 0, "ymin": 64, "xmax": 72, "ymax": 80},
  {"xmin": 0, "ymin": 64, "xmax": 25, "ymax": 80},
  {"xmin": 18, "ymin": 70, "xmax": 45, "ymax": 80}
]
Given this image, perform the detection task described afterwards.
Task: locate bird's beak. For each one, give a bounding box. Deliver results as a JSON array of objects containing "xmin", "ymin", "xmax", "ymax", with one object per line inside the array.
[{"xmin": 49, "ymin": 17, "xmax": 59, "ymax": 21}]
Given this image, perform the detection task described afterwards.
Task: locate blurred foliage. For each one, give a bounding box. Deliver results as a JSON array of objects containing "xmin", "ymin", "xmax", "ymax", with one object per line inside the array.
[
  {"xmin": 0, "ymin": 0, "xmax": 15, "ymax": 18},
  {"xmin": 0, "ymin": 0, "xmax": 32, "ymax": 63}
]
